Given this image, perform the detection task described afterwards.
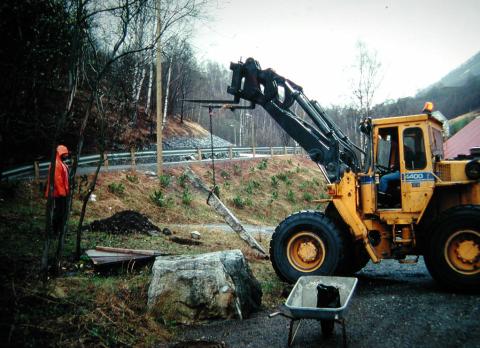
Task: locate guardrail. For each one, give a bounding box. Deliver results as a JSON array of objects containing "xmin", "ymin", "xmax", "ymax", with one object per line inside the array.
[{"xmin": 1, "ymin": 145, "xmax": 302, "ymax": 180}]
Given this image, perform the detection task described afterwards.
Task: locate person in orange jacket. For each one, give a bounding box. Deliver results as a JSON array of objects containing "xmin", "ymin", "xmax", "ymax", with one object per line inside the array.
[{"xmin": 45, "ymin": 145, "xmax": 70, "ymax": 235}]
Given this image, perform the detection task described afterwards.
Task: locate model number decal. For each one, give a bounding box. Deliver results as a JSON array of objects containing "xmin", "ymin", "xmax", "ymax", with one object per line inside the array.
[{"xmin": 402, "ymin": 172, "xmax": 435, "ymax": 182}]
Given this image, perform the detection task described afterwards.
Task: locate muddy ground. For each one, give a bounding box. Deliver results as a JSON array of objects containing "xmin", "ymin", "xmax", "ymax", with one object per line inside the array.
[{"xmin": 175, "ymin": 258, "xmax": 479, "ymax": 348}]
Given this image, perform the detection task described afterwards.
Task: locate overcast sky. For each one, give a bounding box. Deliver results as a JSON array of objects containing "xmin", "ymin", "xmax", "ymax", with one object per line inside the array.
[{"xmin": 191, "ymin": 0, "xmax": 480, "ymax": 106}]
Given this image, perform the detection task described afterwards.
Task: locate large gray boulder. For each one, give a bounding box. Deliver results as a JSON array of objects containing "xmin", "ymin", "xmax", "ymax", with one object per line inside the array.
[{"xmin": 147, "ymin": 250, "xmax": 262, "ymax": 323}]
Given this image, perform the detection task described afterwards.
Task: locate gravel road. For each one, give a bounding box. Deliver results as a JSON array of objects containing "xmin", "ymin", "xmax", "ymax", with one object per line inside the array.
[{"xmin": 174, "ymin": 258, "xmax": 480, "ymax": 348}]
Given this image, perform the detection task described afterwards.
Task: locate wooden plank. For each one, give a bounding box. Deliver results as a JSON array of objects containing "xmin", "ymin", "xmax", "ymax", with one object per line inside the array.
[
  {"xmin": 184, "ymin": 168, "xmax": 268, "ymax": 258},
  {"xmin": 85, "ymin": 249, "xmax": 155, "ymax": 265},
  {"xmin": 95, "ymin": 246, "xmax": 162, "ymax": 256}
]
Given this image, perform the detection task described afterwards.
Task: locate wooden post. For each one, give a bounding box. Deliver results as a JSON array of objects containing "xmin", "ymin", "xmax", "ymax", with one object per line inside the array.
[
  {"xmin": 103, "ymin": 153, "xmax": 109, "ymax": 172},
  {"xmin": 229, "ymin": 146, "xmax": 233, "ymax": 160},
  {"xmin": 197, "ymin": 148, "xmax": 202, "ymax": 161},
  {"xmin": 156, "ymin": 0, "xmax": 163, "ymax": 177},
  {"xmin": 34, "ymin": 161, "xmax": 40, "ymax": 181},
  {"xmin": 270, "ymin": 147, "xmax": 274, "ymax": 158},
  {"xmin": 130, "ymin": 147, "xmax": 136, "ymax": 172}
]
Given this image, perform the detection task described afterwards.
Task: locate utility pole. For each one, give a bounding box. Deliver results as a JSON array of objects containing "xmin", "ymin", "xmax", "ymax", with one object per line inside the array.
[{"xmin": 156, "ymin": 0, "xmax": 163, "ymax": 176}]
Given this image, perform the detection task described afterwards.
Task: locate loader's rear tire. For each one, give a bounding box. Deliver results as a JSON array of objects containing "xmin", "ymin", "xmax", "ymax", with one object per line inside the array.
[
  {"xmin": 424, "ymin": 205, "xmax": 480, "ymax": 291},
  {"xmin": 270, "ymin": 211, "xmax": 344, "ymax": 284},
  {"xmin": 325, "ymin": 203, "xmax": 370, "ymax": 275}
]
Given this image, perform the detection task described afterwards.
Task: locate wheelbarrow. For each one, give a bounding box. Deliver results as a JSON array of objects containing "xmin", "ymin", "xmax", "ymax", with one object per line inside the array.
[{"xmin": 269, "ymin": 276, "xmax": 358, "ymax": 347}]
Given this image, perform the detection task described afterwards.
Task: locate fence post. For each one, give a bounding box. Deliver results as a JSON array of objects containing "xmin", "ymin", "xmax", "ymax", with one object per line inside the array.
[
  {"xmin": 252, "ymin": 145, "xmax": 256, "ymax": 158},
  {"xmin": 270, "ymin": 147, "xmax": 274, "ymax": 158},
  {"xmin": 229, "ymin": 146, "xmax": 233, "ymax": 160},
  {"xmin": 294, "ymin": 144, "xmax": 297, "ymax": 155},
  {"xmin": 284, "ymin": 146, "xmax": 287, "ymax": 155},
  {"xmin": 197, "ymin": 148, "xmax": 202, "ymax": 161},
  {"xmin": 103, "ymin": 153, "xmax": 109, "ymax": 172},
  {"xmin": 130, "ymin": 147, "xmax": 136, "ymax": 171},
  {"xmin": 34, "ymin": 161, "xmax": 40, "ymax": 181}
]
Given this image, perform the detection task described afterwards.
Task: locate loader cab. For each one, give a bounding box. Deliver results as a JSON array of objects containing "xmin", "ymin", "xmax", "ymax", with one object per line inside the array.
[{"xmin": 373, "ymin": 115, "xmax": 437, "ymax": 213}]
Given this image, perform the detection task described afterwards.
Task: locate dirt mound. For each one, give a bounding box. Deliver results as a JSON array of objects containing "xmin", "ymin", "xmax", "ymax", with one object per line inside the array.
[{"xmin": 89, "ymin": 210, "xmax": 161, "ymax": 235}]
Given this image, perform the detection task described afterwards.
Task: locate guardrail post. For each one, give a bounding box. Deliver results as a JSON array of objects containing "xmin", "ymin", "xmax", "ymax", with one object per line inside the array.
[
  {"xmin": 130, "ymin": 147, "xmax": 136, "ymax": 171},
  {"xmin": 34, "ymin": 161, "xmax": 40, "ymax": 181},
  {"xmin": 294, "ymin": 144, "xmax": 297, "ymax": 155},
  {"xmin": 197, "ymin": 148, "xmax": 202, "ymax": 161},
  {"xmin": 270, "ymin": 147, "xmax": 274, "ymax": 158},
  {"xmin": 103, "ymin": 153, "xmax": 109, "ymax": 172},
  {"xmin": 252, "ymin": 146, "xmax": 256, "ymax": 158},
  {"xmin": 229, "ymin": 146, "xmax": 233, "ymax": 160},
  {"xmin": 284, "ymin": 146, "xmax": 287, "ymax": 155}
]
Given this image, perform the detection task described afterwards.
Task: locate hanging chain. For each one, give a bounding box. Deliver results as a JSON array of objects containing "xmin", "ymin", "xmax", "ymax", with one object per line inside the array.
[{"xmin": 208, "ymin": 105, "xmax": 219, "ymax": 200}]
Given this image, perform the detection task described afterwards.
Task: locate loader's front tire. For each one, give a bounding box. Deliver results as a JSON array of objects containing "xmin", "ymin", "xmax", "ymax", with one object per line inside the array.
[
  {"xmin": 325, "ymin": 203, "xmax": 370, "ymax": 275},
  {"xmin": 270, "ymin": 211, "xmax": 344, "ymax": 284},
  {"xmin": 424, "ymin": 205, "xmax": 480, "ymax": 291}
]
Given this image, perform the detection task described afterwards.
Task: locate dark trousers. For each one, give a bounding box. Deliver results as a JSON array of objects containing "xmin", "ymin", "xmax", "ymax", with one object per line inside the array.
[{"xmin": 53, "ymin": 197, "xmax": 67, "ymax": 235}]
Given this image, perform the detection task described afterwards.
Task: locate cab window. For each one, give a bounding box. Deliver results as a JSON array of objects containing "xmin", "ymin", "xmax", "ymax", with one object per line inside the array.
[{"xmin": 403, "ymin": 127, "xmax": 426, "ymax": 170}]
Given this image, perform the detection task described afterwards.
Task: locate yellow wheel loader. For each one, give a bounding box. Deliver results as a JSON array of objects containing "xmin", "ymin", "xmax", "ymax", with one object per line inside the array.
[{"xmin": 193, "ymin": 58, "xmax": 480, "ymax": 291}]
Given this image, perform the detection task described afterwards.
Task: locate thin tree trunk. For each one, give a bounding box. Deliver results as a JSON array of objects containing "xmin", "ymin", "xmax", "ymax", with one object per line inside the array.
[{"xmin": 75, "ymin": 152, "xmax": 104, "ymax": 259}]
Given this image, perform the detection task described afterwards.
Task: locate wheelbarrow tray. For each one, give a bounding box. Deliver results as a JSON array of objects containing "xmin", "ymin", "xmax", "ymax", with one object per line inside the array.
[{"xmin": 285, "ymin": 276, "xmax": 358, "ymax": 321}]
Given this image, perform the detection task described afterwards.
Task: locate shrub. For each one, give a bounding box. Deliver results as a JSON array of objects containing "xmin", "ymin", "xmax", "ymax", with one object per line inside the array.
[
  {"xmin": 245, "ymin": 180, "xmax": 261, "ymax": 194},
  {"xmin": 271, "ymin": 175, "xmax": 279, "ymax": 188},
  {"xmin": 182, "ymin": 187, "xmax": 193, "ymax": 205},
  {"xmin": 245, "ymin": 197, "xmax": 253, "ymax": 206},
  {"xmin": 277, "ymin": 172, "xmax": 288, "ymax": 182},
  {"xmin": 285, "ymin": 178, "xmax": 293, "ymax": 186},
  {"xmin": 108, "ymin": 182, "xmax": 125, "ymax": 195},
  {"xmin": 150, "ymin": 190, "xmax": 173, "ymax": 208},
  {"xmin": 286, "ymin": 190, "xmax": 296, "ymax": 203},
  {"xmin": 126, "ymin": 174, "xmax": 139, "ymax": 183},
  {"xmin": 159, "ymin": 174, "xmax": 171, "ymax": 188},
  {"xmin": 232, "ymin": 195, "xmax": 245, "ymax": 209},
  {"xmin": 220, "ymin": 169, "xmax": 231, "ymax": 180},
  {"xmin": 303, "ymin": 192, "xmax": 314, "ymax": 202},
  {"xmin": 177, "ymin": 173, "xmax": 188, "ymax": 188},
  {"xmin": 233, "ymin": 164, "xmax": 242, "ymax": 176},
  {"xmin": 271, "ymin": 191, "xmax": 278, "ymax": 200},
  {"xmin": 257, "ymin": 159, "xmax": 268, "ymax": 170}
]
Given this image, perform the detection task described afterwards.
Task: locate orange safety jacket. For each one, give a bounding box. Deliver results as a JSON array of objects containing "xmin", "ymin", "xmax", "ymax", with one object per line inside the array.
[{"xmin": 45, "ymin": 145, "xmax": 70, "ymax": 198}]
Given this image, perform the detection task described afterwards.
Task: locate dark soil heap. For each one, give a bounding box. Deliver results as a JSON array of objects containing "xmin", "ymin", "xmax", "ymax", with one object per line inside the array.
[{"xmin": 89, "ymin": 210, "xmax": 161, "ymax": 235}]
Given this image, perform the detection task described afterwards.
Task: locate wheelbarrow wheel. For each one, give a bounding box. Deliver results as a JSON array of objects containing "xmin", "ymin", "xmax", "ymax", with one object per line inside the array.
[{"xmin": 321, "ymin": 319, "xmax": 335, "ymax": 337}]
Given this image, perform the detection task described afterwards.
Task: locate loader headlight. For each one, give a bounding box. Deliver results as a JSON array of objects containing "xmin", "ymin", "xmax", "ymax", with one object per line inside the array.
[{"xmin": 465, "ymin": 160, "xmax": 480, "ymax": 180}]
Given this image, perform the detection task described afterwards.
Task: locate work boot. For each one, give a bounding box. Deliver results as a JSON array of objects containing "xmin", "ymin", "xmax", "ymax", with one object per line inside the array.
[{"xmin": 378, "ymin": 192, "xmax": 392, "ymax": 208}]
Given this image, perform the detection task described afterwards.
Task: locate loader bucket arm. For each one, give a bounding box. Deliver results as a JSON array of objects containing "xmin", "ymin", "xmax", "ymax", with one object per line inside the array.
[{"xmin": 227, "ymin": 58, "xmax": 361, "ymax": 182}]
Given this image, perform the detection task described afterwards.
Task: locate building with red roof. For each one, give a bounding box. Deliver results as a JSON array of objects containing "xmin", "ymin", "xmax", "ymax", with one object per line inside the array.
[{"xmin": 444, "ymin": 117, "xmax": 480, "ymax": 159}]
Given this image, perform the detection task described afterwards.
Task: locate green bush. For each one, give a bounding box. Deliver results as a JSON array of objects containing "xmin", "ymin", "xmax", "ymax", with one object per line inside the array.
[
  {"xmin": 285, "ymin": 178, "xmax": 293, "ymax": 186},
  {"xmin": 126, "ymin": 174, "xmax": 139, "ymax": 183},
  {"xmin": 277, "ymin": 172, "xmax": 288, "ymax": 182},
  {"xmin": 286, "ymin": 190, "xmax": 296, "ymax": 203},
  {"xmin": 303, "ymin": 192, "xmax": 314, "ymax": 202},
  {"xmin": 108, "ymin": 182, "xmax": 125, "ymax": 195},
  {"xmin": 233, "ymin": 195, "xmax": 245, "ymax": 209},
  {"xmin": 220, "ymin": 169, "xmax": 231, "ymax": 180},
  {"xmin": 271, "ymin": 191, "xmax": 278, "ymax": 200},
  {"xmin": 177, "ymin": 173, "xmax": 188, "ymax": 188},
  {"xmin": 150, "ymin": 190, "xmax": 173, "ymax": 208},
  {"xmin": 257, "ymin": 159, "xmax": 268, "ymax": 170},
  {"xmin": 182, "ymin": 187, "xmax": 193, "ymax": 205},
  {"xmin": 159, "ymin": 174, "xmax": 171, "ymax": 188},
  {"xmin": 271, "ymin": 175, "xmax": 279, "ymax": 188},
  {"xmin": 245, "ymin": 180, "xmax": 261, "ymax": 194}
]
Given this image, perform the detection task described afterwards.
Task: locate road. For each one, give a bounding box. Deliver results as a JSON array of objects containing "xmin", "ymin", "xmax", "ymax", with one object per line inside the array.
[{"xmin": 174, "ymin": 258, "xmax": 480, "ymax": 348}]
